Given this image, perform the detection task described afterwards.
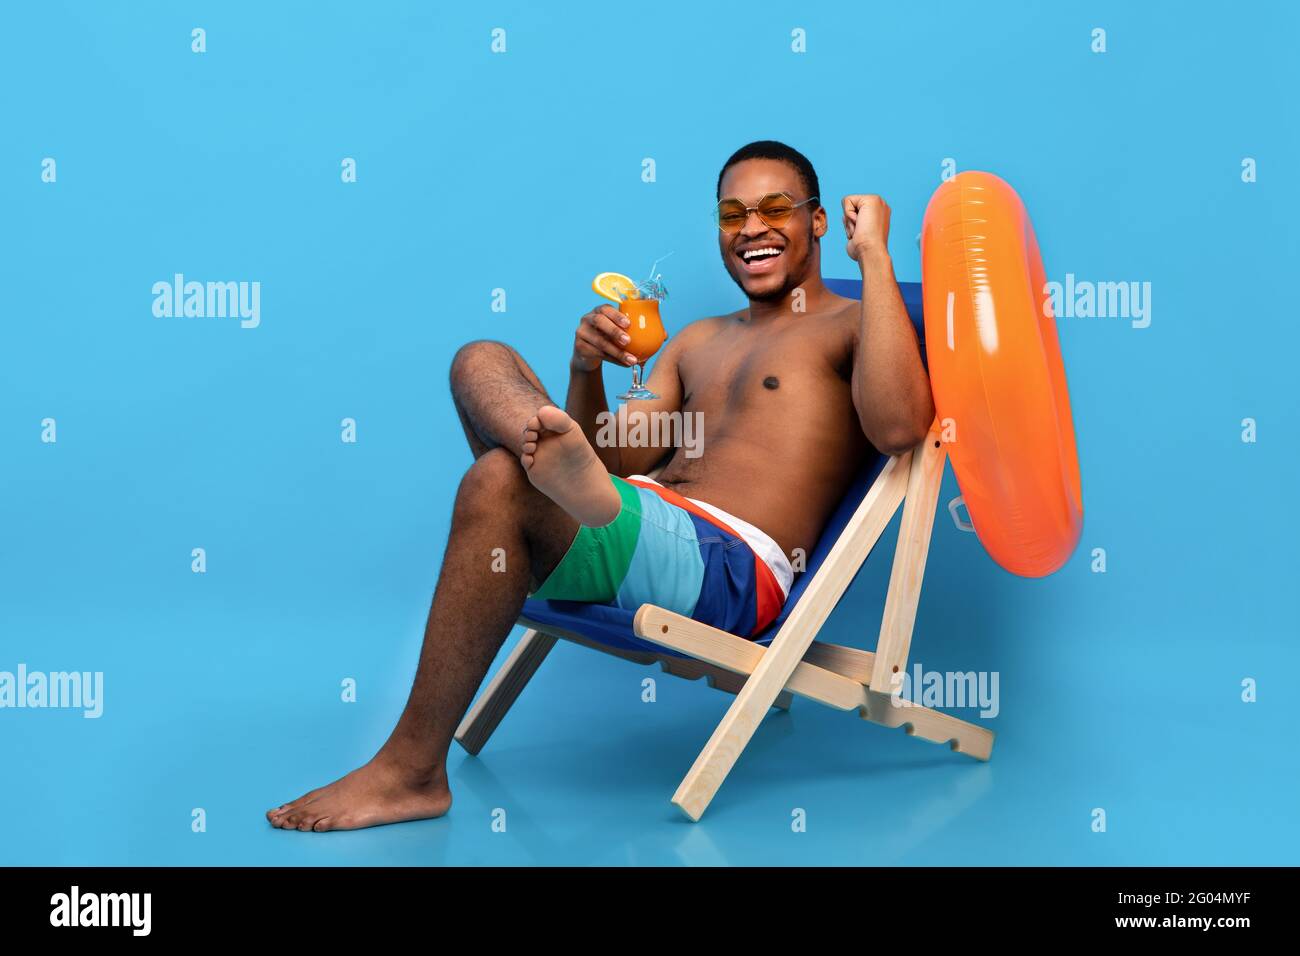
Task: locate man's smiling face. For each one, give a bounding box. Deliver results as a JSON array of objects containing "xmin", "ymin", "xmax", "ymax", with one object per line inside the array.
[{"xmin": 717, "ymin": 158, "xmax": 825, "ymax": 303}]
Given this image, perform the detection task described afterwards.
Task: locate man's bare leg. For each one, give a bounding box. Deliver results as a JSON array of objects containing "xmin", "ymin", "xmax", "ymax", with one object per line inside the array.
[
  {"xmin": 451, "ymin": 340, "xmax": 553, "ymax": 460},
  {"xmin": 267, "ymin": 341, "xmax": 610, "ymax": 831},
  {"xmin": 451, "ymin": 340, "xmax": 619, "ymax": 528}
]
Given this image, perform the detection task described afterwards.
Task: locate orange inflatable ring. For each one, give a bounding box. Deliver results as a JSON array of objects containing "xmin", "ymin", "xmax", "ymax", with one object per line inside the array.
[{"xmin": 920, "ymin": 171, "xmax": 1083, "ymax": 577}]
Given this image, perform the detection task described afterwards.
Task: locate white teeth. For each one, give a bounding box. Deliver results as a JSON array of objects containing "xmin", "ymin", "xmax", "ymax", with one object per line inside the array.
[{"xmin": 742, "ymin": 247, "xmax": 782, "ymax": 261}]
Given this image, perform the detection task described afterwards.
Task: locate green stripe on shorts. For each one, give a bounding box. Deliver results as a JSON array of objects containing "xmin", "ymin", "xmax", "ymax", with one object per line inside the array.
[{"xmin": 530, "ymin": 475, "xmax": 643, "ymax": 603}]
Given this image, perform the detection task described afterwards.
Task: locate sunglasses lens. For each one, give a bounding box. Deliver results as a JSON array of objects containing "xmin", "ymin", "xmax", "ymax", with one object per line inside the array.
[
  {"xmin": 716, "ymin": 201, "xmax": 747, "ymax": 232},
  {"xmin": 757, "ymin": 195, "xmax": 794, "ymax": 225}
]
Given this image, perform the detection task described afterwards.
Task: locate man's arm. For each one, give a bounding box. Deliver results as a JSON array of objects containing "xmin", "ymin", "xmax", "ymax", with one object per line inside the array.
[
  {"xmin": 565, "ymin": 303, "xmax": 685, "ymax": 476},
  {"xmin": 842, "ymin": 194, "xmax": 935, "ymax": 456}
]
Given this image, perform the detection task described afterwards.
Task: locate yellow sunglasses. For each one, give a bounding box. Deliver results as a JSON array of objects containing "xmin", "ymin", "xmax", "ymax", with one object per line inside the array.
[{"xmin": 713, "ymin": 191, "xmax": 819, "ymax": 233}]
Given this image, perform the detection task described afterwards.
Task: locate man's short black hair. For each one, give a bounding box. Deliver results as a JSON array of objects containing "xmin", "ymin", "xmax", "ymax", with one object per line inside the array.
[{"xmin": 716, "ymin": 140, "xmax": 820, "ymax": 205}]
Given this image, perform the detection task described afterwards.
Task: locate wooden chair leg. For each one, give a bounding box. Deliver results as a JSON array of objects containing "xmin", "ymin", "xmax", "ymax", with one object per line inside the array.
[
  {"xmin": 862, "ymin": 690, "xmax": 994, "ymax": 760},
  {"xmin": 455, "ymin": 628, "xmax": 557, "ymax": 755},
  {"xmin": 869, "ymin": 426, "xmax": 946, "ymax": 694}
]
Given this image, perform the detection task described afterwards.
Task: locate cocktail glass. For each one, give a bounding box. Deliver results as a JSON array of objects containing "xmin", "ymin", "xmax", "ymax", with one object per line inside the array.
[{"xmin": 617, "ymin": 296, "xmax": 667, "ymax": 401}]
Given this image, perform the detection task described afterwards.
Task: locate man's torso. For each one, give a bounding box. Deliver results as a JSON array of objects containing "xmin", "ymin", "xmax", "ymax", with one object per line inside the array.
[{"xmin": 653, "ymin": 294, "xmax": 875, "ymax": 559}]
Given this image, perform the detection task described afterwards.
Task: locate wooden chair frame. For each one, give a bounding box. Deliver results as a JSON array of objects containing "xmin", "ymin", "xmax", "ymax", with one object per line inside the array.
[{"xmin": 454, "ymin": 424, "xmax": 994, "ymax": 821}]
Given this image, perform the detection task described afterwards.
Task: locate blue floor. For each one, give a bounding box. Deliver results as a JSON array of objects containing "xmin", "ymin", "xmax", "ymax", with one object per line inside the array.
[
  {"xmin": 3, "ymin": 1, "xmax": 1298, "ymax": 865},
  {"xmin": 3, "ymin": 495, "xmax": 1297, "ymax": 866}
]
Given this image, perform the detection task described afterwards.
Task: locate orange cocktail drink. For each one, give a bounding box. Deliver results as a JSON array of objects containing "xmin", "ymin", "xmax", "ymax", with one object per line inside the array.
[
  {"xmin": 592, "ymin": 269, "xmax": 669, "ymax": 401},
  {"xmin": 621, "ymin": 296, "xmax": 667, "ymax": 363}
]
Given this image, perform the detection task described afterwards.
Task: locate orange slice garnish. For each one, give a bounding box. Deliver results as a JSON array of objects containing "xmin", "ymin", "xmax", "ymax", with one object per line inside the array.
[{"xmin": 592, "ymin": 272, "xmax": 638, "ymax": 302}]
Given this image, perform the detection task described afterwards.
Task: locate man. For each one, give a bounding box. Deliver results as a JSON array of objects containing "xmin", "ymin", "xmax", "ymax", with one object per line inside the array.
[{"xmin": 267, "ymin": 140, "xmax": 932, "ymax": 831}]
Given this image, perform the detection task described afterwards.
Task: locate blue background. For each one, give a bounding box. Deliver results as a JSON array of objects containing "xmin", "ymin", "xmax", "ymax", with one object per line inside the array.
[{"xmin": 2, "ymin": 1, "xmax": 1297, "ymax": 865}]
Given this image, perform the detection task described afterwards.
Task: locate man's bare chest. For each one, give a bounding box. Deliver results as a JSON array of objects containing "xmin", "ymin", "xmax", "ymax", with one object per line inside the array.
[{"xmin": 677, "ymin": 318, "xmax": 855, "ymax": 413}]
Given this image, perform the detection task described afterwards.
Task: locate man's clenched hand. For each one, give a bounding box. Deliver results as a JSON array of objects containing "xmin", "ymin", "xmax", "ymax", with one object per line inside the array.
[{"xmin": 842, "ymin": 194, "xmax": 891, "ymax": 263}]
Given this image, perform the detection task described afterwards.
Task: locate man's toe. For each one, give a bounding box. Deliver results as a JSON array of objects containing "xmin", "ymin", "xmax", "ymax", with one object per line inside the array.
[{"xmin": 536, "ymin": 404, "xmax": 572, "ymax": 432}]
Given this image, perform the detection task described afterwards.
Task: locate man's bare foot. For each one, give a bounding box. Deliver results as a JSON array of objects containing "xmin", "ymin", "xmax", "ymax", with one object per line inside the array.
[
  {"xmin": 266, "ymin": 754, "xmax": 451, "ymax": 832},
  {"xmin": 520, "ymin": 405, "xmax": 621, "ymax": 526}
]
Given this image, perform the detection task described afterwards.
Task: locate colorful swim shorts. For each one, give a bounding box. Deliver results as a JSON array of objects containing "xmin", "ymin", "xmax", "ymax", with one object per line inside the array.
[{"xmin": 531, "ymin": 475, "xmax": 790, "ymax": 639}]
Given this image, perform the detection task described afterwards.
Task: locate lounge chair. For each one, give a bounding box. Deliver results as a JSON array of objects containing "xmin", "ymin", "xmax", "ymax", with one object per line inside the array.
[{"xmin": 454, "ymin": 279, "xmax": 994, "ymax": 821}]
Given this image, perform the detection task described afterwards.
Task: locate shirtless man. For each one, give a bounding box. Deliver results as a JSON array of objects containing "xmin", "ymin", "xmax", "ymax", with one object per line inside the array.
[{"xmin": 267, "ymin": 140, "xmax": 933, "ymax": 832}]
